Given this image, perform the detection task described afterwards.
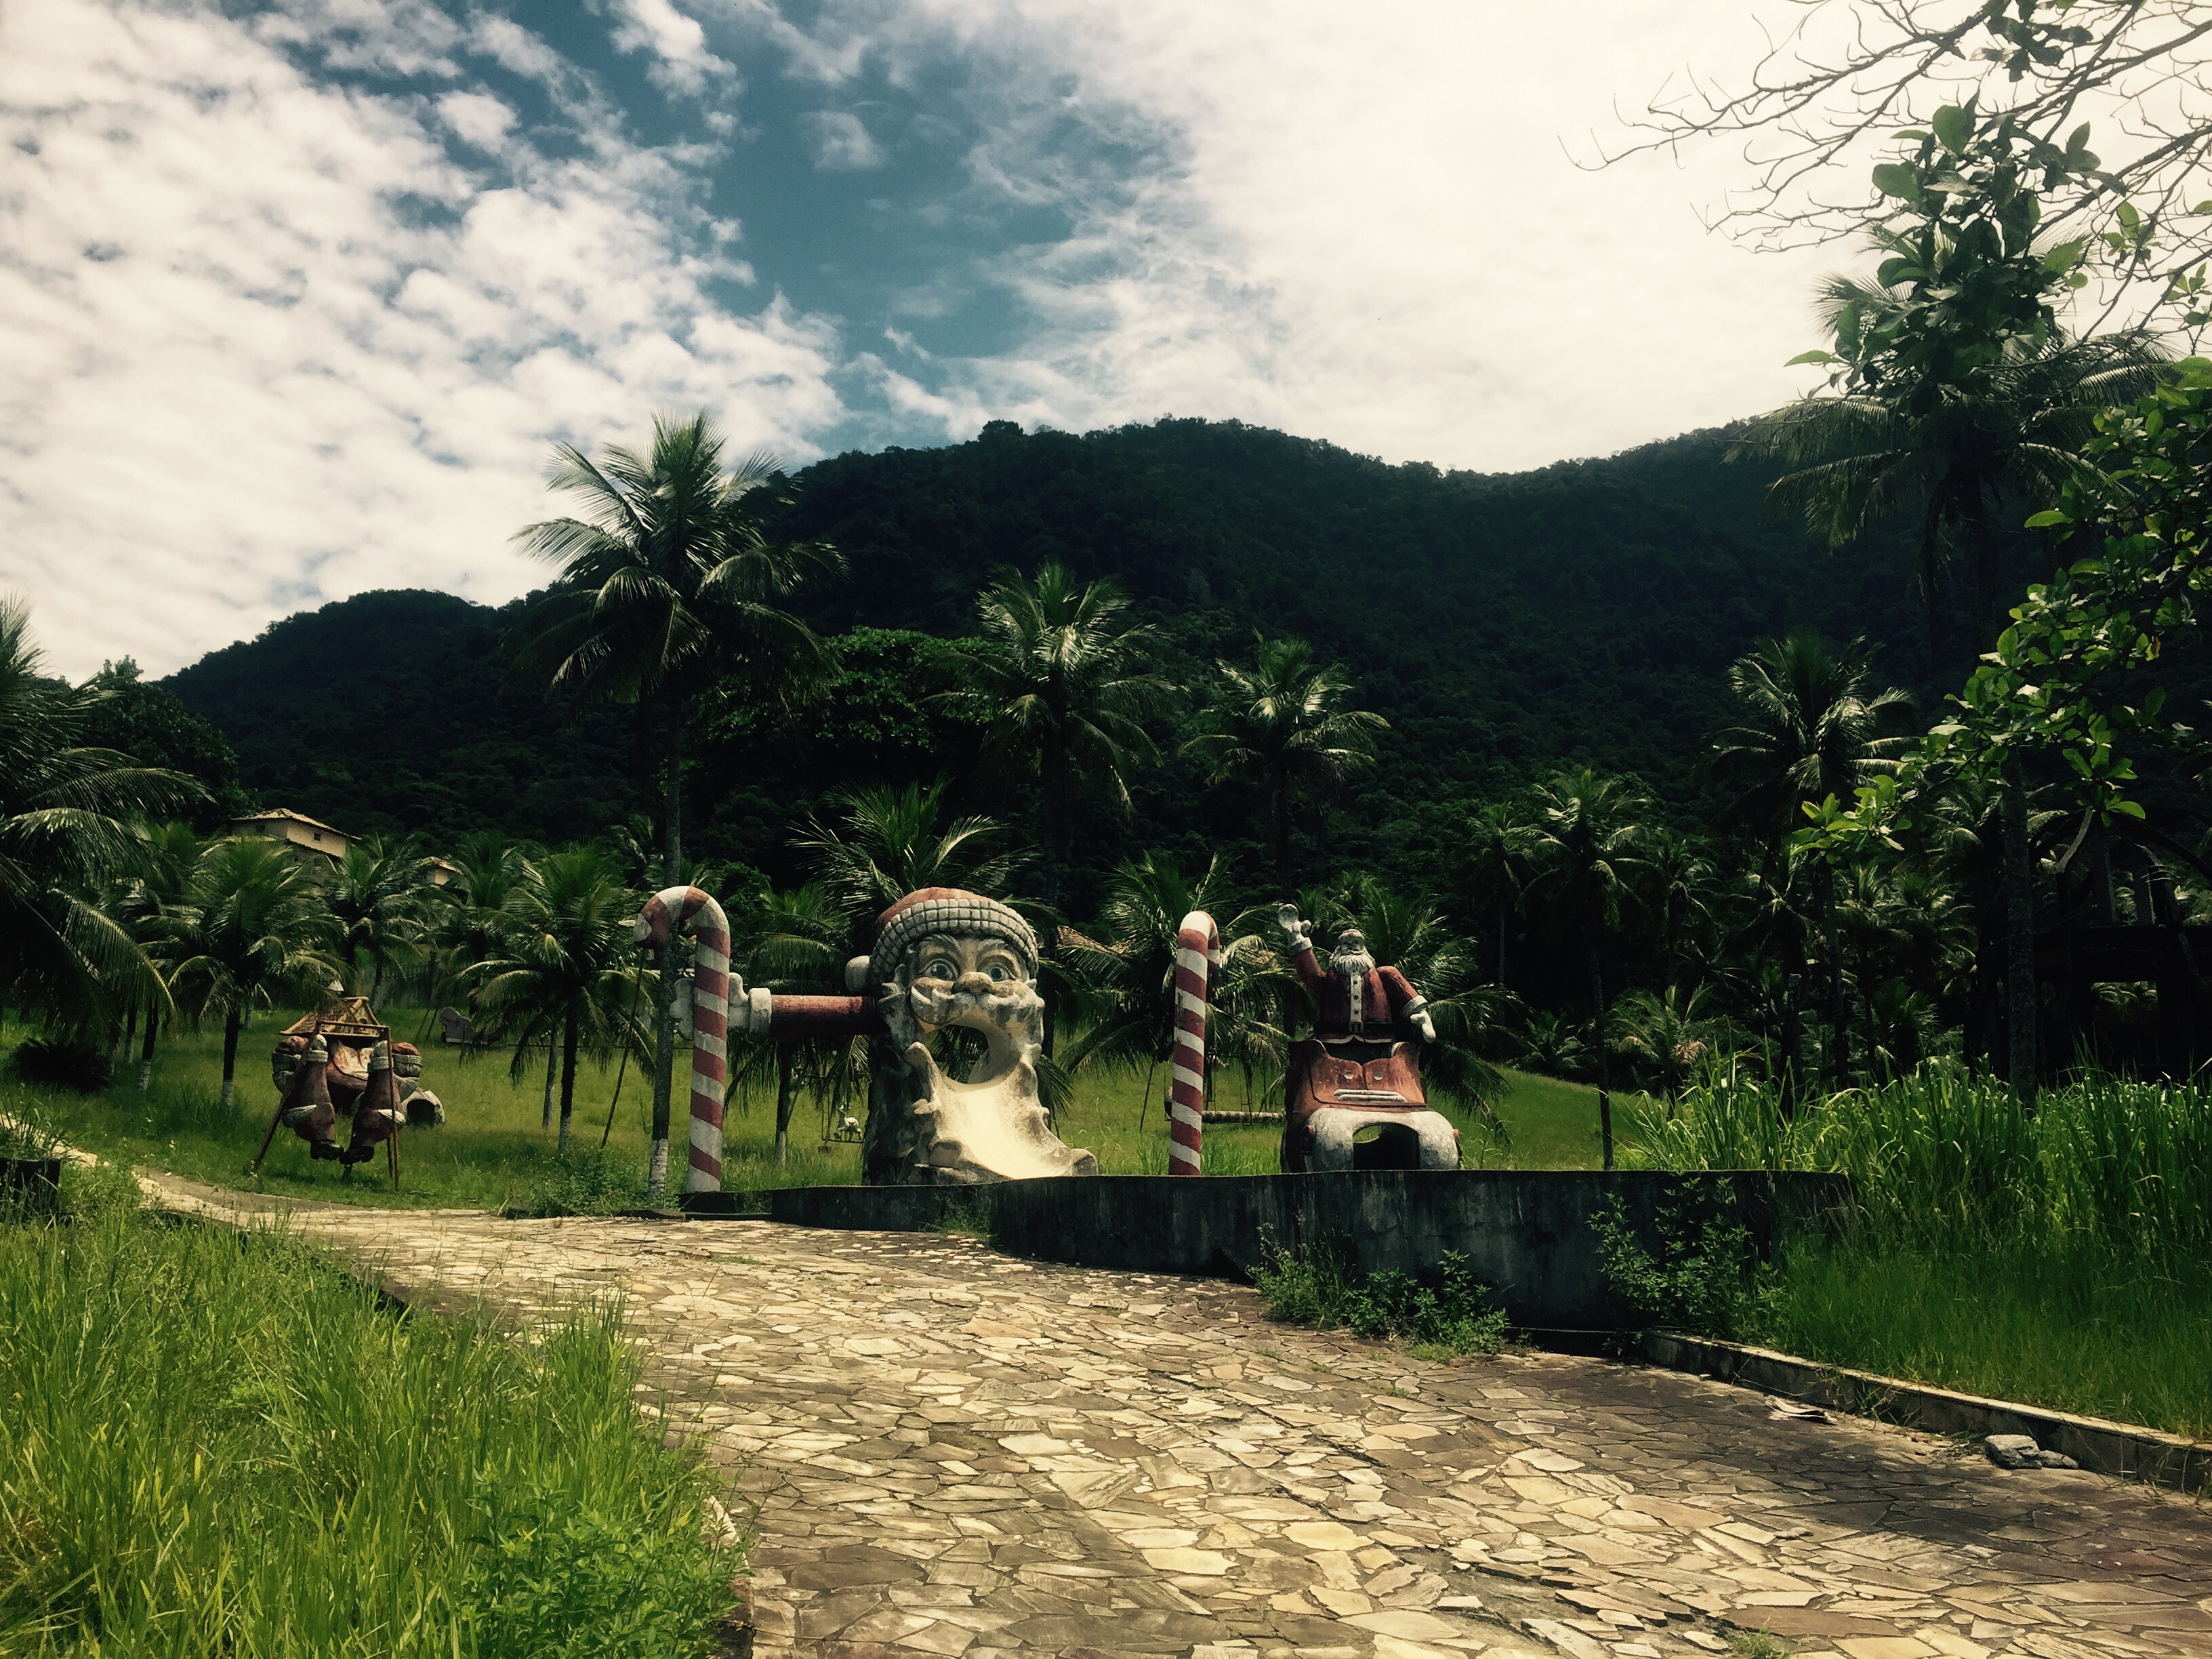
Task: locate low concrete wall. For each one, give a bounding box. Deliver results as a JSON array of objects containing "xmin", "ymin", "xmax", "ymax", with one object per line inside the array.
[
  {"xmin": 1642, "ymin": 1331, "xmax": 2212, "ymax": 1492},
  {"xmin": 733, "ymin": 1170, "xmax": 1848, "ymax": 1330}
]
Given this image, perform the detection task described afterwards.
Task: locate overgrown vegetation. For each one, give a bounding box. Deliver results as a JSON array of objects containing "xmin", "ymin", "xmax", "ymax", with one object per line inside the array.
[
  {"xmin": 1250, "ymin": 1242, "xmax": 1508, "ymax": 1359},
  {"xmin": 1591, "ymin": 1196, "xmax": 1776, "ymax": 1345},
  {"xmin": 1624, "ymin": 1067, "xmax": 2212, "ymax": 1436},
  {"xmin": 0, "ymin": 1207, "xmax": 739, "ymax": 1656}
]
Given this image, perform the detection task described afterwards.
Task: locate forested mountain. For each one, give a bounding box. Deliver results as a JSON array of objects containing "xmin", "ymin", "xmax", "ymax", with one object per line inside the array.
[{"xmin": 166, "ymin": 416, "xmax": 1927, "ymax": 899}]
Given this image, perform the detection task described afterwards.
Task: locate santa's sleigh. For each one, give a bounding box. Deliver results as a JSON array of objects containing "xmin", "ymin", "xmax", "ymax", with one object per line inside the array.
[{"xmin": 251, "ymin": 996, "xmax": 438, "ymax": 1185}]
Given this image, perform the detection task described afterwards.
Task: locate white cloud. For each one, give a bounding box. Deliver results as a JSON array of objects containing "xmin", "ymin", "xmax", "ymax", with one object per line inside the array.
[
  {"xmin": 436, "ymin": 89, "xmax": 515, "ymax": 151},
  {"xmin": 611, "ymin": 0, "xmax": 736, "ymax": 96},
  {"xmin": 768, "ymin": 0, "xmax": 1839, "ymax": 470},
  {"xmin": 804, "ymin": 108, "xmax": 884, "ymax": 169},
  {"xmin": 0, "ymin": 0, "xmax": 844, "ymax": 677}
]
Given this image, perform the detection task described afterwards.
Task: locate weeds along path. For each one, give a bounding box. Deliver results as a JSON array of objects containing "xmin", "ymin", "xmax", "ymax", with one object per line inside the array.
[{"xmin": 141, "ymin": 1172, "xmax": 2212, "ymax": 1659}]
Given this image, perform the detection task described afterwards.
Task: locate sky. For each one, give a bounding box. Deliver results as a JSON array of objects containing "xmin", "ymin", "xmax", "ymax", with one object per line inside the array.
[{"xmin": 0, "ymin": 0, "xmax": 1845, "ymax": 678}]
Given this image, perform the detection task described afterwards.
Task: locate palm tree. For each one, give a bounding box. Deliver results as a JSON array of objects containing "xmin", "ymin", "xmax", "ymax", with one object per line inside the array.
[
  {"xmin": 1612, "ymin": 983, "xmax": 1725, "ymax": 1109},
  {"xmin": 1526, "ymin": 768, "xmax": 1651, "ymax": 1170},
  {"xmin": 325, "ymin": 837, "xmax": 437, "ymax": 1003},
  {"xmin": 952, "ymin": 562, "xmax": 1174, "ymax": 907},
  {"xmin": 1639, "ymin": 826, "xmax": 1719, "ymax": 994},
  {"xmin": 509, "ymin": 412, "xmax": 842, "ymax": 1196},
  {"xmin": 472, "ymin": 849, "xmax": 643, "ymax": 1152},
  {"xmin": 1061, "ymin": 855, "xmax": 1284, "ymax": 1128},
  {"xmin": 1734, "ymin": 314, "xmax": 2167, "ymax": 657},
  {"xmin": 0, "ymin": 597, "xmax": 203, "ymax": 1029},
  {"xmin": 1713, "ymin": 630, "xmax": 1914, "ymax": 1087},
  {"xmin": 1183, "ymin": 634, "xmax": 1387, "ymax": 887},
  {"xmin": 1310, "ymin": 872, "xmax": 1514, "ymax": 1126},
  {"xmin": 111, "ymin": 820, "xmax": 200, "ymax": 1092},
  {"xmin": 163, "ymin": 838, "xmax": 341, "ymax": 1107},
  {"xmin": 1454, "ymin": 801, "xmax": 1531, "ymax": 987},
  {"xmin": 796, "ymin": 779, "xmax": 1019, "ymax": 927},
  {"xmin": 732, "ymin": 884, "xmax": 848, "ymax": 1165}
]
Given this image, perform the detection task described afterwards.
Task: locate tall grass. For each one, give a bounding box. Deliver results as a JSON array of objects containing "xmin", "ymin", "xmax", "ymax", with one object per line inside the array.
[
  {"xmin": 1633, "ymin": 1063, "xmax": 2212, "ymax": 1263},
  {"xmin": 0, "ymin": 1210, "xmax": 737, "ymax": 1656},
  {"xmin": 1628, "ymin": 1065, "xmax": 2212, "ymax": 1435}
]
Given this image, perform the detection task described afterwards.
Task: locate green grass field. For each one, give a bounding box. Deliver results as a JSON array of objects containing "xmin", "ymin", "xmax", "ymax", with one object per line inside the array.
[{"xmin": 1, "ymin": 1015, "xmax": 1626, "ymax": 1210}]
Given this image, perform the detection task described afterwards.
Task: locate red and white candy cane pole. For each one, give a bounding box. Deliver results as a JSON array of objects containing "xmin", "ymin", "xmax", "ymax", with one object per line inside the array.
[
  {"xmin": 635, "ymin": 886, "xmax": 732, "ymax": 1195},
  {"xmin": 1168, "ymin": 911, "xmax": 1223, "ymax": 1176}
]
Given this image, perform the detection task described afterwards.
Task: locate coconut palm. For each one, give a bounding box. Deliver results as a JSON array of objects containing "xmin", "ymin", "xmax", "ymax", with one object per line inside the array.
[
  {"xmin": 951, "ymin": 562, "xmax": 1174, "ymax": 905},
  {"xmin": 0, "ymin": 596, "xmax": 204, "ymax": 1029},
  {"xmin": 1639, "ymin": 826, "xmax": 1721, "ymax": 994},
  {"xmin": 1612, "ymin": 983, "xmax": 1725, "ymax": 1109},
  {"xmin": 731, "ymin": 884, "xmax": 848, "ymax": 1165},
  {"xmin": 1526, "ymin": 768, "xmax": 1652, "ymax": 1170},
  {"xmin": 509, "ymin": 411, "xmax": 842, "ymax": 1195},
  {"xmin": 796, "ymin": 779, "xmax": 1020, "ymax": 930},
  {"xmin": 1183, "ymin": 634, "xmax": 1387, "ymax": 886},
  {"xmin": 110, "ymin": 820, "xmax": 200, "ymax": 1092},
  {"xmin": 325, "ymin": 836, "xmax": 438, "ymax": 1003},
  {"xmin": 1734, "ymin": 315, "xmax": 2167, "ymax": 655},
  {"xmin": 1061, "ymin": 855, "xmax": 1284, "ymax": 1128},
  {"xmin": 162, "ymin": 838, "xmax": 341, "ymax": 1108},
  {"xmin": 472, "ymin": 848, "xmax": 644, "ymax": 1152},
  {"xmin": 1713, "ymin": 630, "xmax": 1914, "ymax": 1088},
  {"xmin": 1454, "ymin": 800, "xmax": 1531, "ymax": 986},
  {"xmin": 1513, "ymin": 1010, "xmax": 1592, "ymax": 1080}
]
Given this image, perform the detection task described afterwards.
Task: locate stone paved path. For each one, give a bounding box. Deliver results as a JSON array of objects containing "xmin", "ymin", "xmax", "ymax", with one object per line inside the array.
[{"xmin": 148, "ymin": 1178, "xmax": 2212, "ymax": 1659}]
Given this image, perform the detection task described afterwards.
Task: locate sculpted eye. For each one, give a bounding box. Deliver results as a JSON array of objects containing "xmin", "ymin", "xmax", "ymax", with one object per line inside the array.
[
  {"xmin": 985, "ymin": 962, "xmax": 1009, "ymax": 982},
  {"xmin": 922, "ymin": 958, "xmax": 956, "ymax": 981}
]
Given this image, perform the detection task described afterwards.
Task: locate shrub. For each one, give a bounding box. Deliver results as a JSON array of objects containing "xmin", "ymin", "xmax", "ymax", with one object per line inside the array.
[
  {"xmin": 7, "ymin": 1036, "xmax": 112, "ymax": 1093},
  {"xmin": 1252, "ymin": 1242, "xmax": 1508, "ymax": 1357},
  {"xmin": 504, "ymin": 1147, "xmax": 653, "ymax": 1218},
  {"xmin": 1591, "ymin": 1195, "xmax": 1776, "ymax": 1341}
]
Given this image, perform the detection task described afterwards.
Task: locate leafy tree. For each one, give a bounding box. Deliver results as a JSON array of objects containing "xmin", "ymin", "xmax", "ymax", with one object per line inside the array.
[
  {"xmin": 951, "ymin": 562, "xmax": 1174, "ymax": 906},
  {"xmin": 1612, "ymin": 983, "xmax": 1725, "ymax": 1107},
  {"xmin": 1736, "ymin": 323, "xmax": 2166, "ymax": 656},
  {"xmin": 1614, "ymin": 0, "xmax": 2212, "ymax": 330},
  {"xmin": 1061, "ymin": 855, "xmax": 1283, "ymax": 1126},
  {"xmin": 796, "ymin": 779, "xmax": 1019, "ymax": 929},
  {"xmin": 325, "ymin": 837, "xmax": 438, "ymax": 1004},
  {"xmin": 1526, "ymin": 769, "xmax": 1652, "ymax": 1170},
  {"xmin": 0, "ymin": 598, "xmax": 203, "ymax": 1029},
  {"xmin": 162, "ymin": 838, "xmax": 340, "ymax": 1107},
  {"xmin": 731, "ymin": 884, "xmax": 848, "ymax": 1165},
  {"xmin": 1512, "ymin": 1010, "xmax": 1591, "ymax": 1080},
  {"xmin": 510, "ymin": 412, "xmax": 842, "ymax": 1197},
  {"xmin": 1452, "ymin": 800, "xmax": 1532, "ymax": 987},
  {"xmin": 1639, "ymin": 827, "xmax": 1721, "ymax": 994},
  {"xmin": 109, "ymin": 820, "xmax": 200, "ymax": 1092},
  {"xmin": 1183, "ymin": 634, "xmax": 1387, "ymax": 887},
  {"xmin": 78, "ymin": 658, "xmax": 251, "ymax": 823},
  {"xmin": 473, "ymin": 849, "xmax": 644, "ymax": 1152},
  {"xmin": 1713, "ymin": 630, "xmax": 1915, "ymax": 1084}
]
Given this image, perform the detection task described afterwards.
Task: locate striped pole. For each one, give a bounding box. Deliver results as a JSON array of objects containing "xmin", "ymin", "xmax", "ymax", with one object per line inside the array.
[
  {"xmin": 636, "ymin": 886, "xmax": 733, "ymax": 1194},
  {"xmin": 1168, "ymin": 911, "xmax": 1222, "ymax": 1176}
]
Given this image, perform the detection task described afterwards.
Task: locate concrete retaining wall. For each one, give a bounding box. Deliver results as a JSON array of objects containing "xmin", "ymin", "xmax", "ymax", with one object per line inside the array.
[{"xmin": 716, "ymin": 1170, "xmax": 1849, "ymax": 1330}]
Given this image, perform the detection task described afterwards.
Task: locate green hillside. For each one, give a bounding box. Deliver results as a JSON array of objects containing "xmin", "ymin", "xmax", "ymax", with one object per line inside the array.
[{"xmin": 165, "ymin": 417, "xmax": 1924, "ymax": 898}]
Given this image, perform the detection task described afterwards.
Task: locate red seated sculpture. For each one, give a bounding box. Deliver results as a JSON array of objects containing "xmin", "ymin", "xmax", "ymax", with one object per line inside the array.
[{"xmin": 1277, "ymin": 903, "xmax": 1461, "ymax": 1173}]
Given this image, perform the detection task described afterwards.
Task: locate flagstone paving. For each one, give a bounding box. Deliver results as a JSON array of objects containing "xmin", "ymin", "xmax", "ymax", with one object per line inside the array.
[{"xmin": 148, "ymin": 1176, "xmax": 2212, "ymax": 1659}]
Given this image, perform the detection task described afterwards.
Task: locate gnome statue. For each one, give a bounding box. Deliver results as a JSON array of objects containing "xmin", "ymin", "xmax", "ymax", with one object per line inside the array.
[
  {"xmin": 727, "ymin": 888, "xmax": 1097, "ymax": 1186},
  {"xmin": 1277, "ymin": 903, "xmax": 1460, "ymax": 1172}
]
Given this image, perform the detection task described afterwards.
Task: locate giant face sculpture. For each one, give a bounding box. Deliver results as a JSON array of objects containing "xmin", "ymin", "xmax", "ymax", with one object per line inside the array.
[{"xmin": 861, "ymin": 891, "xmax": 1097, "ymax": 1186}]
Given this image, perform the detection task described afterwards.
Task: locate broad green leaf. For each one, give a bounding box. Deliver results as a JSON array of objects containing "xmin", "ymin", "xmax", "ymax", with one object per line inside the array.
[
  {"xmin": 1871, "ymin": 163, "xmax": 1921, "ymax": 201},
  {"xmin": 1784, "ymin": 350, "xmax": 1839, "ymax": 366},
  {"xmin": 1931, "ymin": 105, "xmax": 1973, "ymax": 152}
]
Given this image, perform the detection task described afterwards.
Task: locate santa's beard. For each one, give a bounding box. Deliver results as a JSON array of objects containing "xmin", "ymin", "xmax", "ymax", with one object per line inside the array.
[{"xmin": 1329, "ymin": 947, "xmax": 1376, "ymax": 980}]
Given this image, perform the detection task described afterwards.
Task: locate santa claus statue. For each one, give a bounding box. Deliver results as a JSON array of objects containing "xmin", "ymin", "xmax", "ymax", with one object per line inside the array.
[{"xmin": 1277, "ymin": 903, "xmax": 1461, "ymax": 1173}]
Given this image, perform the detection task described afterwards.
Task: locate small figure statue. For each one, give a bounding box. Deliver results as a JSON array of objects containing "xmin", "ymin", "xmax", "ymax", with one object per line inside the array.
[
  {"xmin": 726, "ymin": 888, "xmax": 1098, "ymax": 1187},
  {"xmin": 1277, "ymin": 903, "xmax": 1460, "ymax": 1172}
]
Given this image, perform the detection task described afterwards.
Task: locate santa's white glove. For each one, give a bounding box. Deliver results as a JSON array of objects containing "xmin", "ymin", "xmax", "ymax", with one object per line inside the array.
[{"xmin": 1276, "ymin": 903, "xmax": 1311, "ymax": 957}]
